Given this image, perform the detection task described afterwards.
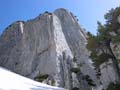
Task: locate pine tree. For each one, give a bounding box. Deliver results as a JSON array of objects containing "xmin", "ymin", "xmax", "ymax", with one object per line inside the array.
[{"xmin": 87, "ymin": 7, "xmax": 120, "ymax": 81}]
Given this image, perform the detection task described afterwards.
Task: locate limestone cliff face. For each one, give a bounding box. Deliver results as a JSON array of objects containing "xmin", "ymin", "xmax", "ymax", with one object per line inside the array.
[
  {"xmin": 0, "ymin": 9, "xmax": 98, "ymax": 90},
  {"xmin": 100, "ymin": 59, "xmax": 119, "ymax": 89},
  {"xmin": 54, "ymin": 8, "xmax": 98, "ymax": 82}
]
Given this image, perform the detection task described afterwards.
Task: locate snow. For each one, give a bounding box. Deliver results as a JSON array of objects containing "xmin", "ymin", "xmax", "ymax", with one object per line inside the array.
[{"xmin": 0, "ymin": 67, "xmax": 65, "ymax": 90}]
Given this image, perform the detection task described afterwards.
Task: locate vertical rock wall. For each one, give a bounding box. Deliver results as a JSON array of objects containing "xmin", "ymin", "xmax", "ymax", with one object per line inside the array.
[{"xmin": 0, "ymin": 9, "xmax": 100, "ymax": 90}]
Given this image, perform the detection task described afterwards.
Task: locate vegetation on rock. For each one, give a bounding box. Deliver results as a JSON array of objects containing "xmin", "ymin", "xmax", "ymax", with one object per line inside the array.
[
  {"xmin": 87, "ymin": 6, "xmax": 120, "ymax": 81},
  {"xmin": 70, "ymin": 67, "xmax": 80, "ymax": 73},
  {"xmin": 107, "ymin": 82, "xmax": 120, "ymax": 90},
  {"xmin": 84, "ymin": 75, "xmax": 96, "ymax": 86},
  {"xmin": 34, "ymin": 74, "xmax": 49, "ymax": 82}
]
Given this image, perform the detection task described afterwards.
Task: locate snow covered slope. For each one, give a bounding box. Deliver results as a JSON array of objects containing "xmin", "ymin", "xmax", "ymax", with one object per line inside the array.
[{"xmin": 0, "ymin": 67, "xmax": 65, "ymax": 90}]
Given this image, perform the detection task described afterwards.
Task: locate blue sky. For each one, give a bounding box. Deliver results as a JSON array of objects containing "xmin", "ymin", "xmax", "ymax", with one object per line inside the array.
[{"xmin": 0, "ymin": 0, "xmax": 120, "ymax": 35}]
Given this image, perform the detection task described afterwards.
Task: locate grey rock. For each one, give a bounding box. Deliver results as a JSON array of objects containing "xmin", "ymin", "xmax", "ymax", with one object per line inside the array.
[
  {"xmin": 54, "ymin": 8, "xmax": 99, "ymax": 87},
  {"xmin": 100, "ymin": 59, "xmax": 119, "ymax": 89},
  {"xmin": 117, "ymin": 15, "xmax": 120, "ymax": 24},
  {"xmin": 110, "ymin": 42, "xmax": 120, "ymax": 60},
  {"xmin": 0, "ymin": 8, "xmax": 100, "ymax": 90}
]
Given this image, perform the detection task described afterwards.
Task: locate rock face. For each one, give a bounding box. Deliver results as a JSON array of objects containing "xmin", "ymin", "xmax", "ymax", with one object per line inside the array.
[
  {"xmin": 0, "ymin": 9, "xmax": 98, "ymax": 90},
  {"xmin": 54, "ymin": 8, "xmax": 98, "ymax": 82},
  {"xmin": 54, "ymin": 9, "xmax": 99, "ymax": 89},
  {"xmin": 111, "ymin": 41, "xmax": 120, "ymax": 60},
  {"xmin": 100, "ymin": 59, "xmax": 119, "ymax": 89}
]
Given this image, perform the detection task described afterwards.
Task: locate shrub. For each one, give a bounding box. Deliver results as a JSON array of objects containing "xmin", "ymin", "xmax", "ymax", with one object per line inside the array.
[
  {"xmin": 45, "ymin": 11, "xmax": 49, "ymax": 13},
  {"xmin": 107, "ymin": 82, "xmax": 120, "ymax": 90},
  {"xmin": 70, "ymin": 67, "xmax": 80, "ymax": 73},
  {"xmin": 72, "ymin": 87, "xmax": 79, "ymax": 90},
  {"xmin": 34, "ymin": 74, "xmax": 49, "ymax": 82},
  {"xmin": 112, "ymin": 36, "xmax": 120, "ymax": 43},
  {"xmin": 84, "ymin": 75, "xmax": 96, "ymax": 86}
]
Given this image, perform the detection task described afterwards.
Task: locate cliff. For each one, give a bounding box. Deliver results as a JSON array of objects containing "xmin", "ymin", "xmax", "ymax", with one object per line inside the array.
[{"xmin": 0, "ymin": 8, "xmax": 100, "ymax": 90}]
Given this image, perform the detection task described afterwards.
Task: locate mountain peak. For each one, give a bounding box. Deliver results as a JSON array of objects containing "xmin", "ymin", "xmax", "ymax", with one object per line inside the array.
[{"xmin": 0, "ymin": 8, "xmax": 99, "ymax": 90}]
